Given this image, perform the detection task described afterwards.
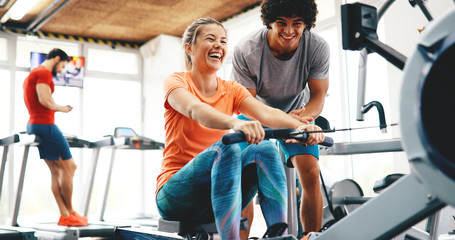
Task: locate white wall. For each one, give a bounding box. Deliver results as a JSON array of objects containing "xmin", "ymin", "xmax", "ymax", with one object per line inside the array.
[
  {"xmin": 140, "ymin": 34, "xmax": 184, "ymax": 214},
  {"xmin": 141, "ymin": 34, "xmax": 184, "ymax": 142}
]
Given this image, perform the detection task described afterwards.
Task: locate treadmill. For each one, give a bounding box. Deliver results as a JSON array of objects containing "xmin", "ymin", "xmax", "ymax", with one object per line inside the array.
[
  {"xmin": 10, "ymin": 133, "xmax": 131, "ymax": 240},
  {"xmin": 0, "ymin": 134, "xmax": 37, "ymax": 240},
  {"xmin": 94, "ymin": 127, "xmax": 164, "ymax": 226}
]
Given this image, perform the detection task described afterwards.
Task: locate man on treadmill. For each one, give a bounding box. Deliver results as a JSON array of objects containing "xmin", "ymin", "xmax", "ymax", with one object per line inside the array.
[{"xmin": 23, "ymin": 48, "xmax": 88, "ymax": 226}]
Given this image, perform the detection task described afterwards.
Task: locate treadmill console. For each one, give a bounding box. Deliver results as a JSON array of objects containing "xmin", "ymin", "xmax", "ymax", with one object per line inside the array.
[
  {"xmin": 114, "ymin": 127, "xmax": 138, "ymax": 138},
  {"xmin": 113, "ymin": 127, "xmax": 164, "ymax": 150}
]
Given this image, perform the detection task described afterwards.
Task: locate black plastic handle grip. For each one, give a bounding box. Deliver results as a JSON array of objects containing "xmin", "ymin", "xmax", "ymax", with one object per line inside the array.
[{"xmin": 222, "ymin": 128, "xmax": 334, "ymax": 147}]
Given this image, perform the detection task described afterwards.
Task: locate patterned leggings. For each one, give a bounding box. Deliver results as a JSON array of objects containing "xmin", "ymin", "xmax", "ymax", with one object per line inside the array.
[{"xmin": 156, "ymin": 140, "xmax": 287, "ymax": 240}]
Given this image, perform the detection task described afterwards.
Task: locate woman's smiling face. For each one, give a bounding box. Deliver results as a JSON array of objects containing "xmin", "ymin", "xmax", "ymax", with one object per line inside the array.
[{"xmin": 188, "ymin": 23, "xmax": 227, "ymax": 72}]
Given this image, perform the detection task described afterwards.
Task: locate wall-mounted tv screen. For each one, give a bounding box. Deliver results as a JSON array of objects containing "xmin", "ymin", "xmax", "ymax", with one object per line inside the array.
[{"xmin": 30, "ymin": 52, "xmax": 85, "ymax": 88}]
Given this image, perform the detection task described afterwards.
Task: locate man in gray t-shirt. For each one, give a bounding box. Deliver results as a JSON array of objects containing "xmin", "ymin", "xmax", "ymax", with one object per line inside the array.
[
  {"xmin": 232, "ymin": 0, "xmax": 329, "ymax": 236},
  {"xmin": 232, "ymin": 28, "xmax": 329, "ymax": 113}
]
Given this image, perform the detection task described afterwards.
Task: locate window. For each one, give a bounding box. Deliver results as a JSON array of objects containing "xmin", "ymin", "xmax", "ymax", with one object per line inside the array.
[
  {"xmin": 16, "ymin": 38, "xmax": 79, "ymax": 68},
  {"xmin": 0, "ymin": 70, "xmax": 10, "ymax": 137},
  {"xmin": 0, "ymin": 69, "xmax": 10, "ymax": 225},
  {"xmin": 82, "ymin": 77, "xmax": 142, "ymax": 216},
  {"xmin": 82, "ymin": 78, "xmax": 141, "ymax": 137},
  {"xmin": 0, "ymin": 38, "xmax": 7, "ymax": 61},
  {"xmin": 14, "ymin": 71, "xmax": 29, "ymax": 133},
  {"xmin": 52, "ymin": 87, "xmax": 82, "ymax": 133},
  {"xmin": 87, "ymin": 48, "xmax": 139, "ymax": 74},
  {"xmin": 317, "ymin": 27, "xmax": 344, "ymax": 141},
  {"xmin": 316, "ymin": 0, "xmax": 336, "ymax": 22}
]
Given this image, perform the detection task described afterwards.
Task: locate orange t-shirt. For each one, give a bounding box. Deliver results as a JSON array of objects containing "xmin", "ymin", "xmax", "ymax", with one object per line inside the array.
[{"xmin": 156, "ymin": 72, "xmax": 251, "ymax": 193}]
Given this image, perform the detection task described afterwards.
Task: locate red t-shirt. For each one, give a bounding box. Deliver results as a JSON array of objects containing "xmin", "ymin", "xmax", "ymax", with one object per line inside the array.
[
  {"xmin": 156, "ymin": 72, "xmax": 251, "ymax": 194},
  {"xmin": 23, "ymin": 66, "xmax": 56, "ymax": 124}
]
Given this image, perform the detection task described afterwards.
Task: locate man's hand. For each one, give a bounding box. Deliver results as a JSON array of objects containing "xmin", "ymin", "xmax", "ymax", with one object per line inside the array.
[
  {"xmin": 289, "ymin": 108, "xmax": 313, "ymax": 125},
  {"xmin": 285, "ymin": 124, "xmax": 324, "ymax": 146},
  {"xmin": 60, "ymin": 105, "xmax": 73, "ymax": 113}
]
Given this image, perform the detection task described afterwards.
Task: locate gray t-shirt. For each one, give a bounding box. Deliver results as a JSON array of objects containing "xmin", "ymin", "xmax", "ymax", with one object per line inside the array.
[{"xmin": 232, "ymin": 28, "xmax": 330, "ymax": 113}]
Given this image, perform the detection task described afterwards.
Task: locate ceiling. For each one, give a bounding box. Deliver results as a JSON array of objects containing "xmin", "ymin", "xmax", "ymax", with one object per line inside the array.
[{"xmin": 0, "ymin": 0, "xmax": 262, "ymax": 46}]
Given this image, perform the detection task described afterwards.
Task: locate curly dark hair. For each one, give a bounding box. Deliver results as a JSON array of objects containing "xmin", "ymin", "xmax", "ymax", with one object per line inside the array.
[{"xmin": 260, "ymin": 0, "xmax": 318, "ymax": 30}]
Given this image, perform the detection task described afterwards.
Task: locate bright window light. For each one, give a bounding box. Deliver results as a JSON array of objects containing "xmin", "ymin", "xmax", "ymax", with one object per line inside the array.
[
  {"xmin": 8, "ymin": 0, "xmax": 40, "ymax": 21},
  {"xmin": 87, "ymin": 49, "xmax": 139, "ymax": 74},
  {"xmin": 0, "ymin": 38, "xmax": 7, "ymax": 61}
]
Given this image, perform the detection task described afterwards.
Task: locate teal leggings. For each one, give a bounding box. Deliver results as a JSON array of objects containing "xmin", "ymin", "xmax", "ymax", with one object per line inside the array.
[{"xmin": 156, "ymin": 140, "xmax": 287, "ymax": 240}]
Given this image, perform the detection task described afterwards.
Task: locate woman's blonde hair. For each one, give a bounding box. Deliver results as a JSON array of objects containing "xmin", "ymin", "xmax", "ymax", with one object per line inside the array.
[{"xmin": 182, "ymin": 17, "xmax": 225, "ymax": 70}]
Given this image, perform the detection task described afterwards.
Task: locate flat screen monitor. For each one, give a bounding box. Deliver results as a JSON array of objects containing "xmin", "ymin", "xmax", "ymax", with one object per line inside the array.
[{"xmin": 30, "ymin": 52, "xmax": 85, "ymax": 88}]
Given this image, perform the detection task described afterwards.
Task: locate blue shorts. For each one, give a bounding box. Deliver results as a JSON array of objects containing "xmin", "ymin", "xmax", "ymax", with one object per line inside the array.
[
  {"xmin": 236, "ymin": 115, "xmax": 319, "ymax": 167},
  {"xmin": 26, "ymin": 124, "xmax": 72, "ymax": 161}
]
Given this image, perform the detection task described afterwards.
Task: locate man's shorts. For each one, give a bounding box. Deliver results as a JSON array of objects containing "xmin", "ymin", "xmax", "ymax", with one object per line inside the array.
[
  {"xmin": 26, "ymin": 124, "xmax": 72, "ymax": 161},
  {"xmin": 236, "ymin": 115, "xmax": 319, "ymax": 167}
]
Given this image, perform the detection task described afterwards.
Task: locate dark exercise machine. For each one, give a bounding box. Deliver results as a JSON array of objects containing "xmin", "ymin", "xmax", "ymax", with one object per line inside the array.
[
  {"xmin": 0, "ymin": 134, "xmax": 37, "ymax": 240},
  {"xmin": 356, "ymin": 0, "xmax": 434, "ymax": 125},
  {"xmin": 10, "ymin": 133, "xmax": 131, "ymax": 240},
  {"xmin": 305, "ymin": 3, "xmax": 455, "ymax": 239}
]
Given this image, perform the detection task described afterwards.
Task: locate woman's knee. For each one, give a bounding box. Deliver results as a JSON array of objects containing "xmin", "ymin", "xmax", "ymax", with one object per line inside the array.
[
  {"xmin": 244, "ymin": 141, "xmax": 280, "ymax": 161},
  {"xmin": 222, "ymin": 141, "xmax": 241, "ymax": 154},
  {"xmin": 217, "ymin": 142, "xmax": 242, "ymax": 163},
  {"xmin": 244, "ymin": 140, "xmax": 276, "ymax": 152},
  {"xmin": 258, "ymin": 140, "xmax": 279, "ymax": 153}
]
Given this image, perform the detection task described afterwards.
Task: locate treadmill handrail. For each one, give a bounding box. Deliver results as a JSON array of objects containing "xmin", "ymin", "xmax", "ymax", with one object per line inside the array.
[
  {"xmin": 0, "ymin": 134, "xmax": 20, "ymax": 146},
  {"xmin": 64, "ymin": 135, "xmax": 92, "ymax": 148},
  {"xmin": 90, "ymin": 136, "xmax": 117, "ymax": 148},
  {"xmin": 18, "ymin": 134, "xmax": 40, "ymax": 146}
]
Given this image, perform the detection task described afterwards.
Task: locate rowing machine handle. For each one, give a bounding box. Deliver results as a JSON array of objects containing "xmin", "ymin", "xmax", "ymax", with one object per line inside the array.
[{"xmin": 222, "ymin": 128, "xmax": 334, "ymax": 147}]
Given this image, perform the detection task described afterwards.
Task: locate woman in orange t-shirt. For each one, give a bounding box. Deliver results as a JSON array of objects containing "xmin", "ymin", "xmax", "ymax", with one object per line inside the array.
[{"xmin": 156, "ymin": 17, "xmax": 325, "ymax": 240}]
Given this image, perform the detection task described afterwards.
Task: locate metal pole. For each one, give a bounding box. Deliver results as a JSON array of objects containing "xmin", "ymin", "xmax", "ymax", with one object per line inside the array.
[
  {"xmin": 82, "ymin": 148, "xmax": 100, "ymax": 216},
  {"xmin": 11, "ymin": 145, "xmax": 30, "ymax": 226},
  {"xmin": 98, "ymin": 148, "xmax": 117, "ymax": 221},
  {"xmin": 0, "ymin": 145, "xmax": 9, "ymax": 201}
]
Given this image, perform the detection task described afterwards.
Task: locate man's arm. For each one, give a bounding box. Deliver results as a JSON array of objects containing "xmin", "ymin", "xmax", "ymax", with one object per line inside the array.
[
  {"xmin": 301, "ymin": 77, "xmax": 329, "ymax": 119},
  {"xmin": 36, "ymin": 83, "xmax": 72, "ymax": 112}
]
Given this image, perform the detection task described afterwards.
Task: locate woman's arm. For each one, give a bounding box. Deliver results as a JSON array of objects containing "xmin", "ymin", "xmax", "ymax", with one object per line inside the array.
[{"xmin": 167, "ymin": 88, "xmax": 265, "ymax": 144}]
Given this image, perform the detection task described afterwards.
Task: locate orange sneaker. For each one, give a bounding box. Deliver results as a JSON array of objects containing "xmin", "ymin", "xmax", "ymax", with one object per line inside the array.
[
  {"xmin": 57, "ymin": 214, "xmax": 88, "ymax": 226},
  {"xmin": 71, "ymin": 211, "xmax": 88, "ymax": 224}
]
